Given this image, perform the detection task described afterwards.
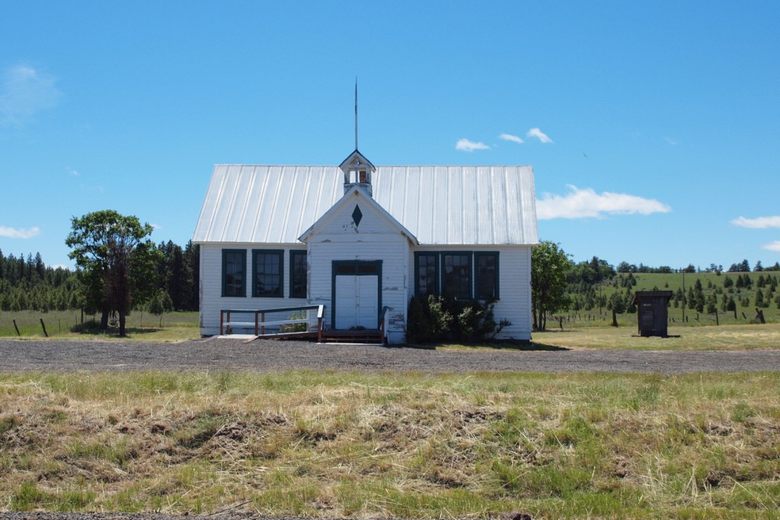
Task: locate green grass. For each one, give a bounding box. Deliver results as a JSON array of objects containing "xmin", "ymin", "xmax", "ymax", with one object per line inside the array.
[
  {"xmin": 568, "ymin": 271, "xmax": 780, "ymax": 328},
  {"xmin": 1, "ymin": 371, "xmax": 778, "ymax": 518},
  {"xmin": 0, "ymin": 310, "xmax": 199, "ymax": 341},
  {"xmin": 527, "ymin": 323, "xmax": 780, "ymax": 351}
]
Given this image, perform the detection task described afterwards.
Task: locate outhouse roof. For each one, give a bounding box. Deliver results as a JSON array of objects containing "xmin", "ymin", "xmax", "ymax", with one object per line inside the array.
[{"xmin": 192, "ymin": 165, "xmax": 538, "ymax": 245}]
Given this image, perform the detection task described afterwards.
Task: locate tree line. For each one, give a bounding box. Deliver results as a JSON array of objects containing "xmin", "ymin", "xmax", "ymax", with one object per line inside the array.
[
  {"xmin": 0, "ymin": 235, "xmax": 199, "ymax": 319},
  {"xmin": 532, "ymin": 242, "xmax": 780, "ymax": 331}
]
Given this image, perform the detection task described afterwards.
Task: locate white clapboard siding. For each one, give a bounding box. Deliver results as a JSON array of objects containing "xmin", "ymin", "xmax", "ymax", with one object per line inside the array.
[
  {"xmin": 199, "ymin": 244, "xmax": 308, "ymax": 336},
  {"xmin": 308, "ymin": 234, "xmax": 410, "ymax": 343},
  {"xmin": 407, "ymin": 246, "xmax": 532, "ymax": 340}
]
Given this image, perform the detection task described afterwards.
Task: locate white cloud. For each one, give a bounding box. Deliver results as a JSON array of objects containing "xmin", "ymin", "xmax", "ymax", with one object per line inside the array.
[
  {"xmin": 664, "ymin": 136, "xmax": 678, "ymax": 146},
  {"xmin": 731, "ymin": 216, "xmax": 780, "ymax": 229},
  {"xmin": 455, "ymin": 138, "xmax": 490, "ymax": 152},
  {"xmin": 526, "ymin": 127, "xmax": 553, "ymax": 143},
  {"xmin": 0, "ymin": 225, "xmax": 41, "ymax": 239},
  {"xmin": 537, "ymin": 185, "xmax": 671, "ymax": 220},
  {"xmin": 66, "ymin": 167, "xmax": 80, "ymax": 177},
  {"xmin": 151, "ymin": 223, "xmax": 162, "ymax": 231},
  {"xmin": 499, "ymin": 133, "xmax": 524, "ymax": 144},
  {"xmin": 763, "ymin": 241, "xmax": 780, "ymax": 252},
  {"xmin": 0, "ymin": 64, "xmax": 60, "ymax": 125}
]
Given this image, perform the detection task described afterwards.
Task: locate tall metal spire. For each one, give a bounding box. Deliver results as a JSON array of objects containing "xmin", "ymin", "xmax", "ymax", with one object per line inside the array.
[{"xmin": 354, "ymin": 78, "xmax": 358, "ymax": 150}]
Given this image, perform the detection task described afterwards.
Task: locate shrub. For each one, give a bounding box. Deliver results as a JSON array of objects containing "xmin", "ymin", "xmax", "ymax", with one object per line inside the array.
[{"xmin": 407, "ymin": 295, "xmax": 506, "ymax": 343}]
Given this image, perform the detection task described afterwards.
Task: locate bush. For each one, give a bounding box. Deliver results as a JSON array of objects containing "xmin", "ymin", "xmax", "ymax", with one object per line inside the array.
[{"xmin": 407, "ymin": 295, "xmax": 506, "ymax": 343}]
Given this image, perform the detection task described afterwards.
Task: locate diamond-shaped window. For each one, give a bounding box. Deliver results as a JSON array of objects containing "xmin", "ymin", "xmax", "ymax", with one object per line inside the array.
[{"xmin": 352, "ymin": 205, "xmax": 363, "ymax": 227}]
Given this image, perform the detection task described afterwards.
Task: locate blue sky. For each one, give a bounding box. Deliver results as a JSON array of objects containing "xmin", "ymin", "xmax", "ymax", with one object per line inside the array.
[{"xmin": 1, "ymin": 1, "xmax": 778, "ymax": 269}]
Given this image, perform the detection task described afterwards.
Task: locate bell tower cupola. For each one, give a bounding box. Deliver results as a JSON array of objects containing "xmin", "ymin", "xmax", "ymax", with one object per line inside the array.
[{"xmin": 339, "ymin": 149, "xmax": 376, "ymax": 196}]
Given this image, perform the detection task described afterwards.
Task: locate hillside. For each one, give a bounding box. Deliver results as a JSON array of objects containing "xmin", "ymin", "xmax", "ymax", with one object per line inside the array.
[{"xmin": 566, "ymin": 271, "xmax": 779, "ymax": 328}]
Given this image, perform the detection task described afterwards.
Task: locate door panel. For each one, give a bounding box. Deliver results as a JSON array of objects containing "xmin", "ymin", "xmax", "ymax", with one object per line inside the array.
[
  {"xmin": 335, "ymin": 276, "xmax": 357, "ymax": 329},
  {"xmin": 356, "ymin": 276, "xmax": 378, "ymax": 328},
  {"xmin": 335, "ymin": 274, "xmax": 378, "ymax": 329}
]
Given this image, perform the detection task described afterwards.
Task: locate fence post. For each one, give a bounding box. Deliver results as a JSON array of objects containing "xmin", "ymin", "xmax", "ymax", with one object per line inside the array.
[
  {"xmin": 220, "ymin": 311, "xmax": 224, "ymax": 335},
  {"xmin": 255, "ymin": 312, "xmax": 259, "ymax": 336},
  {"xmin": 40, "ymin": 318, "xmax": 48, "ymax": 337},
  {"xmin": 714, "ymin": 309, "xmax": 719, "ymax": 326},
  {"xmin": 260, "ymin": 312, "xmax": 265, "ymax": 335},
  {"xmin": 12, "ymin": 319, "xmax": 20, "ymax": 336}
]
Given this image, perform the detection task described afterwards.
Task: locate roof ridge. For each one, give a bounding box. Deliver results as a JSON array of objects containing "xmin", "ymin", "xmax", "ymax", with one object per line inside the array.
[{"xmin": 213, "ymin": 164, "xmax": 533, "ymax": 168}]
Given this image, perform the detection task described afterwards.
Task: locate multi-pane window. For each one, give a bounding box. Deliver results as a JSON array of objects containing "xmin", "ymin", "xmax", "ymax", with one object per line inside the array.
[
  {"xmin": 222, "ymin": 250, "xmax": 246, "ymax": 297},
  {"xmin": 415, "ymin": 252, "xmax": 439, "ymax": 297},
  {"xmin": 289, "ymin": 250, "xmax": 307, "ymax": 299},
  {"xmin": 252, "ymin": 250, "xmax": 283, "ymax": 298},
  {"xmin": 475, "ymin": 252, "xmax": 499, "ymax": 301},
  {"xmin": 442, "ymin": 253, "xmax": 472, "ymax": 300}
]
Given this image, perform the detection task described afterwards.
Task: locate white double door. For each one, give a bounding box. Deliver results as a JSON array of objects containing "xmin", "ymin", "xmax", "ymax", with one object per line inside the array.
[{"xmin": 335, "ymin": 274, "xmax": 379, "ymax": 330}]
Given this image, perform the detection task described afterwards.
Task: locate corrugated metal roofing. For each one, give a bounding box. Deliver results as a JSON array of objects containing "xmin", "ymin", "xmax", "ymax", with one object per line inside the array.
[{"xmin": 192, "ymin": 165, "xmax": 538, "ymax": 245}]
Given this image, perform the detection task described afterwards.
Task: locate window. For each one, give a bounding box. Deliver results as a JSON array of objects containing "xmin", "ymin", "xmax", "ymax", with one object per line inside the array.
[
  {"xmin": 252, "ymin": 250, "xmax": 283, "ymax": 298},
  {"xmin": 415, "ymin": 252, "xmax": 439, "ymax": 297},
  {"xmin": 475, "ymin": 252, "xmax": 499, "ymax": 301},
  {"xmin": 222, "ymin": 249, "xmax": 246, "ymax": 297},
  {"xmin": 289, "ymin": 250, "xmax": 307, "ymax": 299},
  {"xmin": 442, "ymin": 252, "xmax": 472, "ymax": 299}
]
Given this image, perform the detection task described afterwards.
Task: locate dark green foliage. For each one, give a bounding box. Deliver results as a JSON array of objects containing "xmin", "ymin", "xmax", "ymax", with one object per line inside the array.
[
  {"xmin": 407, "ymin": 295, "xmax": 503, "ymax": 343},
  {"xmin": 532, "ymin": 241, "xmax": 572, "ymax": 331},
  {"xmin": 0, "ymin": 239, "xmax": 199, "ymax": 316}
]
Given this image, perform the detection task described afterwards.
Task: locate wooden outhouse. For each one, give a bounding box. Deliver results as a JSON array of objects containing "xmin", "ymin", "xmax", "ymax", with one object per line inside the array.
[{"xmin": 633, "ymin": 291, "xmax": 673, "ymax": 337}]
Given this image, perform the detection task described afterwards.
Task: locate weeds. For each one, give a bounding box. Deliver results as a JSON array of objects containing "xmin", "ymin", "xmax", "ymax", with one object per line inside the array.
[{"xmin": 0, "ymin": 371, "xmax": 777, "ymax": 518}]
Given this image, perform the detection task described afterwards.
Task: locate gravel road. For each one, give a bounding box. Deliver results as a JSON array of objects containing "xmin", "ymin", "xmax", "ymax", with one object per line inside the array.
[{"xmin": 0, "ymin": 338, "xmax": 778, "ymax": 373}]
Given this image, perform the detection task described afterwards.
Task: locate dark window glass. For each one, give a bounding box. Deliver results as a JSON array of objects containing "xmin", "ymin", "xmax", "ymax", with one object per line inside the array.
[
  {"xmin": 442, "ymin": 253, "xmax": 471, "ymax": 299},
  {"xmin": 290, "ymin": 250, "xmax": 307, "ymax": 299},
  {"xmin": 335, "ymin": 263, "xmax": 354, "ymax": 275},
  {"xmin": 253, "ymin": 250, "xmax": 283, "ymax": 297},
  {"xmin": 357, "ymin": 262, "xmax": 379, "ymax": 275},
  {"xmin": 475, "ymin": 252, "xmax": 499, "ymax": 301},
  {"xmin": 222, "ymin": 250, "xmax": 246, "ymax": 297},
  {"xmin": 415, "ymin": 252, "xmax": 438, "ymax": 297}
]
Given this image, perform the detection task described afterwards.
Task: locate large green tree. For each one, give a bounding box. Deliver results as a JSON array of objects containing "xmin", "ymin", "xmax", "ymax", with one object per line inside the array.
[
  {"xmin": 66, "ymin": 210, "xmax": 158, "ymax": 336},
  {"xmin": 531, "ymin": 241, "xmax": 572, "ymax": 331}
]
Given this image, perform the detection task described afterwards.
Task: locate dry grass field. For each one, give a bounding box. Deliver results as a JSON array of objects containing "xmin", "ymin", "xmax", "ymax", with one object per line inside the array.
[
  {"xmin": 1, "ymin": 371, "xmax": 778, "ymax": 518},
  {"xmin": 529, "ymin": 323, "xmax": 780, "ymax": 351}
]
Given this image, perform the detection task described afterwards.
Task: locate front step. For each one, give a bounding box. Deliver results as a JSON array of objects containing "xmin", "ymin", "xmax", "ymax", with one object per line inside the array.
[{"xmin": 321, "ymin": 329, "xmax": 384, "ymax": 344}]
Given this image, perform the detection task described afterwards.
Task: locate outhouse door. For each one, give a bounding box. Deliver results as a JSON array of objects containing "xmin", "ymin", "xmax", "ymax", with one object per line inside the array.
[{"xmin": 333, "ymin": 261, "xmax": 381, "ymax": 330}]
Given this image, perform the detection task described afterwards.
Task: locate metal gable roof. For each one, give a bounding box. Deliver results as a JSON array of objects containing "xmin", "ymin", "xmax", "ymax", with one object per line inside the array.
[{"xmin": 192, "ymin": 165, "xmax": 538, "ymax": 245}]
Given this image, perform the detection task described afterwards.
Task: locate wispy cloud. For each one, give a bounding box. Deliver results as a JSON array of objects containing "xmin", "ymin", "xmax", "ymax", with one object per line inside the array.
[
  {"xmin": 0, "ymin": 225, "xmax": 41, "ymax": 239},
  {"xmin": 455, "ymin": 138, "xmax": 490, "ymax": 152},
  {"xmin": 664, "ymin": 136, "xmax": 678, "ymax": 146},
  {"xmin": 763, "ymin": 241, "xmax": 780, "ymax": 252},
  {"xmin": 499, "ymin": 133, "xmax": 524, "ymax": 144},
  {"xmin": 0, "ymin": 64, "xmax": 60, "ymax": 125},
  {"xmin": 66, "ymin": 167, "xmax": 80, "ymax": 177},
  {"xmin": 537, "ymin": 185, "xmax": 671, "ymax": 220},
  {"xmin": 731, "ymin": 216, "xmax": 780, "ymax": 229},
  {"xmin": 526, "ymin": 127, "xmax": 553, "ymax": 143}
]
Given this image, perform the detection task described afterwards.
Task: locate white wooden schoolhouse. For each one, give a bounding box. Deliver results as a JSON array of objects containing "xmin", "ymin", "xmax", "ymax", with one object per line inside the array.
[{"xmin": 192, "ymin": 148, "xmax": 538, "ymax": 344}]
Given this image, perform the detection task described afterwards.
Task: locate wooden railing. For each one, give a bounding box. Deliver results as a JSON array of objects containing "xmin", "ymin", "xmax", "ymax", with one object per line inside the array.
[{"xmin": 220, "ymin": 305, "xmax": 325, "ymax": 339}]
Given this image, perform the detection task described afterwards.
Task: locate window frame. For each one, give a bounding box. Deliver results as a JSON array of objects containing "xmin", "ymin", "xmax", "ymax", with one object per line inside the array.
[
  {"xmin": 441, "ymin": 251, "xmax": 473, "ymax": 300},
  {"xmin": 221, "ymin": 249, "xmax": 247, "ymax": 297},
  {"xmin": 251, "ymin": 249, "xmax": 284, "ymax": 298},
  {"xmin": 289, "ymin": 250, "xmax": 307, "ymax": 299},
  {"xmin": 414, "ymin": 252, "xmax": 440, "ymax": 297},
  {"xmin": 474, "ymin": 251, "xmax": 500, "ymax": 301}
]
